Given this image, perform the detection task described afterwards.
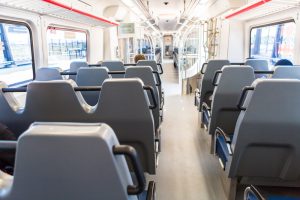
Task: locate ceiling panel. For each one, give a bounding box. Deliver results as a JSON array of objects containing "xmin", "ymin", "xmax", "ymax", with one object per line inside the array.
[
  {"xmin": 225, "ymin": 0, "xmax": 300, "ymax": 21},
  {"xmin": 0, "ymin": 0, "xmax": 118, "ymax": 27}
]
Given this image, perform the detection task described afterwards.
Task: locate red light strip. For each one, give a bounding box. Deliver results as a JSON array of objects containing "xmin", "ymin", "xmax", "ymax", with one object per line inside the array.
[
  {"xmin": 225, "ymin": 0, "xmax": 272, "ymax": 19},
  {"xmin": 42, "ymin": 0, "xmax": 119, "ymax": 26}
]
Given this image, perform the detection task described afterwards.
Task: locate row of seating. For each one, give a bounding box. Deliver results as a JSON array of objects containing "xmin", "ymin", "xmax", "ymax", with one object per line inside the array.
[
  {"xmin": 70, "ymin": 60, "xmax": 164, "ymax": 97},
  {"xmin": 0, "ymin": 60, "xmax": 164, "ymax": 199},
  {"xmin": 195, "ymin": 59, "xmax": 300, "ymax": 199},
  {"xmin": 1, "ymin": 77, "xmax": 159, "ymax": 174},
  {"xmin": 37, "ymin": 61, "xmax": 164, "ymax": 146},
  {"xmin": 0, "ymin": 122, "xmax": 156, "ymax": 200},
  {"xmin": 36, "ymin": 60, "xmax": 164, "ymax": 109}
]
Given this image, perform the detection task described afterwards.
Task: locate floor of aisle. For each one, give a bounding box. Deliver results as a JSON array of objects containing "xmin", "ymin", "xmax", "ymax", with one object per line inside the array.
[{"xmin": 155, "ymin": 59, "xmax": 226, "ymax": 200}]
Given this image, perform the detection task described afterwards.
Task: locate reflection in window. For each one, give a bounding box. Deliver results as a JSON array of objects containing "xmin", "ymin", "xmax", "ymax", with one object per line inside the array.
[
  {"xmin": 250, "ymin": 21, "xmax": 296, "ymax": 65},
  {"xmin": 181, "ymin": 25, "xmax": 201, "ymax": 70},
  {"xmin": 47, "ymin": 27, "xmax": 87, "ymax": 71},
  {"xmin": 0, "ymin": 22, "xmax": 33, "ymax": 86}
]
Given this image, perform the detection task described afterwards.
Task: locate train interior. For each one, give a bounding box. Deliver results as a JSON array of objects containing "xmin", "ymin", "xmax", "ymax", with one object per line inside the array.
[{"xmin": 0, "ymin": 0, "xmax": 300, "ymax": 199}]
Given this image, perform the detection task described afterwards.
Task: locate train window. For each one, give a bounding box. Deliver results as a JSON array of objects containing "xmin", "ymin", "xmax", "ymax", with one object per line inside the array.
[
  {"xmin": 47, "ymin": 27, "xmax": 87, "ymax": 71},
  {"xmin": 0, "ymin": 21, "xmax": 34, "ymax": 86},
  {"xmin": 250, "ymin": 21, "xmax": 296, "ymax": 65}
]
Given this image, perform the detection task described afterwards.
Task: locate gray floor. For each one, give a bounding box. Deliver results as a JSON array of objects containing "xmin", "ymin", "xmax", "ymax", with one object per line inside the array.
[{"xmin": 154, "ymin": 59, "xmax": 226, "ymax": 200}]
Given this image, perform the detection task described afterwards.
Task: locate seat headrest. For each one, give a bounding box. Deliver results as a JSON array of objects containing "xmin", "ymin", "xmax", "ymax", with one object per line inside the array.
[
  {"xmin": 70, "ymin": 61, "xmax": 88, "ymax": 70},
  {"xmin": 272, "ymin": 67, "xmax": 300, "ymax": 79},
  {"xmin": 204, "ymin": 60, "xmax": 230, "ymax": 76},
  {"xmin": 76, "ymin": 67, "xmax": 110, "ymax": 86},
  {"xmin": 35, "ymin": 67, "xmax": 63, "ymax": 81},
  {"xmin": 245, "ymin": 59, "xmax": 269, "ymax": 70},
  {"xmin": 137, "ymin": 60, "xmax": 158, "ymax": 71},
  {"xmin": 25, "ymin": 80, "xmax": 89, "ymax": 114},
  {"xmin": 102, "ymin": 61, "xmax": 124, "ymax": 70},
  {"xmin": 9, "ymin": 122, "xmax": 135, "ymax": 200}
]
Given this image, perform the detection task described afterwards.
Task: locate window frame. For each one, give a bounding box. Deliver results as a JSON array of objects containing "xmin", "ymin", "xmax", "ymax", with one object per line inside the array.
[
  {"xmin": 46, "ymin": 26, "xmax": 89, "ymax": 67},
  {"xmin": 249, "ymin": 19, "xmax": 296, "ymax": 60},
  {"xmin": 0, "ymin": 19, "xmax": 36, "ymax": 86}
]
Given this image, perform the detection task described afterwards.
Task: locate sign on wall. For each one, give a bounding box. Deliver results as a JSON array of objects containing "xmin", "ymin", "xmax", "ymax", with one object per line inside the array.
[{"xmin": 118, "ymin": 23, "xmax": 135, "ymax": 38}]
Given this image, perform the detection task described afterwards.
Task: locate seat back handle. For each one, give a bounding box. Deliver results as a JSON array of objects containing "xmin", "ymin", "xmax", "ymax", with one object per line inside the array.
[
  {"xmin": 200, "ymin": 63, "xmax": 208, "ymax": 74},
  {"xmin": 237, "ymin": 86, "xmax": 255, "ymax": 110},
  {"xmin": 212, "ymin": 70, "xmax": 222, "ymax": 86},
  {"xmin": 143, "ymin": 85, "xmax": 157, "ymax": 109},
  {"xmin": 113, "ymin": 145, "xmax": 146, "ymax": 195},
  {"xmin": 153, "ymin": 71, "xmax": 162, "ymax": 86},
  {"xmin": 157, "ymin": 63, "xmax": 163, "ymax": 74}
]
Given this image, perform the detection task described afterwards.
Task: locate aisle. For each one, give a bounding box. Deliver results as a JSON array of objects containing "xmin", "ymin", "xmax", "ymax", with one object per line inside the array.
[{"xmin": 155, "ymin": 59, "xmax": 226, "ymax": 200}]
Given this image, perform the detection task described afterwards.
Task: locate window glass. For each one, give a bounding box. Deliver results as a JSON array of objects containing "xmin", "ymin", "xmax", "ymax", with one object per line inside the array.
[
  {"xmin": 0, "ymin": 22, "xmax": 34, "ymax": 86},
  {"xmin": 250, "ymin": 21, "xmax": 296, "ymax": 65},
  {"xmin": 47, "ymin": 27, "xmax": 87, "ymax": 71}
]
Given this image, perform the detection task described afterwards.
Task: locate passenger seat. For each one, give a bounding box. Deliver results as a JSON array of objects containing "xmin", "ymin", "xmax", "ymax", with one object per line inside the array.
[
  {"xmin": 0, "ymin": 122, "xmax": 156, "ymax": 200},
  {"xmin": 76, "ymin": 67, "xmax": 110, "ymax": 106},
  {"xmin": 215, "ymin": 79, "xmax": 300, "ymax": 199},
  {"xmin": 102, "ymin": 61, "xmax": 125, "ymax": 78},
  {"xmin": 69, "ymin": 61, "xmax": 89, "ymax": 80},
  {"xmin": 35, "ymin": 67, "xmax": 63, "ymax": 81}
]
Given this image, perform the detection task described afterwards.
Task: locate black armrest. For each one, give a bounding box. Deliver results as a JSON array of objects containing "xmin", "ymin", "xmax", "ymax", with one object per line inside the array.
[
  {"xmin": 146, "ymin": 181, "xmax": 156, "ymax": 200},
  {"xmin": 215, "ymin": 127, "xmax": 232, "ymax": 155}
]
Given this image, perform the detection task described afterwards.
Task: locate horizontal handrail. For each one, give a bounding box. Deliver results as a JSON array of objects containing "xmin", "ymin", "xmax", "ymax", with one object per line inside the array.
[
  {"xmin": 254, "ymin": 70, "xmax": 274, "ymax": 74},
  {"xmin": 124, "ymin": 63, "xmax": 136, "ymax": 66},
  {"xmin": 2, "ymin": 86, "xmax": 102, "ymax": 93},
  {"xmin": 61, "ymin": 71, "xmax": 126, "ymax": 75},
  {"xmin": 88, "ymin": 64, "xmax": 102, "ymax": 67},
  {"xmin": 230, "ymin": 63, "xmax": 245, "ymax": 65},
  {"xmin": 2, "ymin": 85, "xmax": 156, "ymax": 110}
]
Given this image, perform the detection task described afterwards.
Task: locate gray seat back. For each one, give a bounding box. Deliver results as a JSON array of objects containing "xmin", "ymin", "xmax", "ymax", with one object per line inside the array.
[
  {"xmin": 137, "ymin": 60, "xmax": 159, "ymax": 72},
  {"xmin": 229, "ymin": 79, "xmax": 300, "ymax": 186},
  {"xmin": 245, "ymin": 59, "xmax": 269, "ymax": 78},
  {"xmin": 0, "ymin": 82, "xmax": 23, "ymax": 135},
  {"xmin": 125, "ymin": 66, "xmax": 160, "ymax": 130},
  {"xmin": 208, "ymin": 66, "xmax": 255, "ymax": 136},
  {"xmin": 199, "ymin": 60, "xmax": 230, "ymax": 110},
  {"xmin": 0, "ymin": 122, "xmax": 137, "ymax": 200},
  {"xmin": 94, "ymin": 79, "xmax": 156, "ymax": 174},
  {"xmin": 0, "ymin": 80, "xmax": 156, "ymax": 174},
  {"xmin": 272, "ymin": 66, "xmax": 300, "ymax": 79},
  {"xmin": 136, "ymin": 60, "xmax": 162, "ymax": 100},
  {"xmin": 35, "ymin": 67, "xmax": 62, "ymax": 81},
  {"xmin": 70, "ymin": 61, "xmax": 89, "ymax": 80},
  {"xmin": 102, "ymin": 61, "xmax": 125, "ymax": 78},
  {"xmin": 6, "ymin": 81, "xmax": 90, "ymax": 137},
  {"xmin": 76, "ymin": 67, "xmax": 110, "ymax": 106}
]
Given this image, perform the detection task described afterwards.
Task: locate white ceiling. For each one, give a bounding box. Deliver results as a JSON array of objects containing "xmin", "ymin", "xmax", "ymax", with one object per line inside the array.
[
  {"xmin": 148, "ymin": 0, "xmax": 185, "ymax": 32},
  {"xmin": 226, "ymin": 0, "xmax": 300, "ymax": 20}
]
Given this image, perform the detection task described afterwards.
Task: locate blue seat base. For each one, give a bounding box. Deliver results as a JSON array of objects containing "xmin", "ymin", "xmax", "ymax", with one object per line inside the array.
[{"xmin": 215, "ymin": 135, "xmax": 230, "ymax": 169}]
